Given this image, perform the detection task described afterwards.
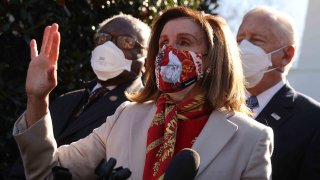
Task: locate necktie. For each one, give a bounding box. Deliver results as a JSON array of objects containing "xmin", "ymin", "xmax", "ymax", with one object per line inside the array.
[
  {"xmin": 246, "ymin": 96, "xmax": 259, "ymax": 110},
  {"xmin": 74, "ymin": 87, "xmax": 110, "ymax": 118}
]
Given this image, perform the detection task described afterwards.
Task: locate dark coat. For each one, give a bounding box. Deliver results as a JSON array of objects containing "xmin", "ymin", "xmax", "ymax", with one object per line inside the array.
[{"xmin": 256, "ymin": 84, "xmax": 320, "ymax": 180}]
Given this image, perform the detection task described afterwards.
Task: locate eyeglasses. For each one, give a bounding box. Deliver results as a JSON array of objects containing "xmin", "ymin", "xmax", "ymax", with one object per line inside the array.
[{"xmin": 94, "ymin": 32, "xmax": 145, "ymax": 49}]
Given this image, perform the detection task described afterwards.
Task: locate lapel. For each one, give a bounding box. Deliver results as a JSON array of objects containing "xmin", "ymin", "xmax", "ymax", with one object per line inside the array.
[
  {"xmin": 51, "ymin": 89, "xmax": 89, "ymax": 138},
  {"xmin": 193, "ymin": 110, "xmax": 238, "ymax": 177},
  {"xmin": 129, "ymin": 104, "xmax": 157, "ymax": 179},
  {"xmin": 256, "ymin": 84, "xmax": 295, "ymax": 130},
  {"xmin": 57, "ymin": 81, "xmax": 132, "ymax": 140}
]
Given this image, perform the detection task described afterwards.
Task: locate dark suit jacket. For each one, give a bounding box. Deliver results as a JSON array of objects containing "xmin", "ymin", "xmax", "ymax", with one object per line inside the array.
[
  {"xmin": 8, "ymin": 78, "xmax": 143, "ymax": 179},
  {"xmin": 256, "ymin": 83, "xmax": 320, "ymax": 180}
]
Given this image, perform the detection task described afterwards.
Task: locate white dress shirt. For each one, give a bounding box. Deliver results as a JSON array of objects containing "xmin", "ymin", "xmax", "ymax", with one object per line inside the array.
[{"xmin": 247, "ymin": 79, "xmax": 286, "ymax": 118}]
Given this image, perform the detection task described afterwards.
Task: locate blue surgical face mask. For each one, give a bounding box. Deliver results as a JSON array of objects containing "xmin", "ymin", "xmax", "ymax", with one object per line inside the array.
[{"xmin": 239, "ymin": 40, "xmax": 286, "ymax": 88}]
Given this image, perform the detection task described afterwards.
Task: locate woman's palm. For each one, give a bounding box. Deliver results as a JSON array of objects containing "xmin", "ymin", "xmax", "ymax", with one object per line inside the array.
[{"xmin": 25, "ymin": 24, "xmax": 60, "ymax": 99}]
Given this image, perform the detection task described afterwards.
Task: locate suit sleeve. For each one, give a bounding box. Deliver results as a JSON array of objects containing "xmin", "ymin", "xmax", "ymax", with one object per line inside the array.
[
  {"xmin": 299, "ymin": 126, "xmax": 320, "ymax": 179},
  {"xmin": 13, "ymin": 101, "xmax": 130, "ymax": 180},
  {"xmin": 243, "ymin": 127, "xmax": 274, "ymax": 180}
]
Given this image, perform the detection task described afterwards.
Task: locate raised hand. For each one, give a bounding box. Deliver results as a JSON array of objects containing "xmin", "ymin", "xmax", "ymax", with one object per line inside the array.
[
  {"xmin": 26, "ymin": 23, "xmax": 60, "ymax": 98},
  {"xmin": 25, "ymin": 23, "xmax": 60, "ymax": 127}
]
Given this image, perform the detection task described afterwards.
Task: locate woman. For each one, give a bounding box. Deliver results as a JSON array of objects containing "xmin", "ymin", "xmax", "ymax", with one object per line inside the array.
[{"xmin": 14, "ymin": 7, "xmax": 273, "ymax": 180}]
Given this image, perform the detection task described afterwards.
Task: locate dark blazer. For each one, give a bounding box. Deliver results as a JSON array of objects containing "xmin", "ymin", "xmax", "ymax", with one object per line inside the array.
[
  {"xmin": 256, "ymin": 83, "xmax": 320, "ymax": 180},
  {"xmin": 8, "ymin": 78, "xmax": 143, "ymax": 179},
  {"xmin": 51, "ymin": 78, "xmax": 142, "ymax": 146}
]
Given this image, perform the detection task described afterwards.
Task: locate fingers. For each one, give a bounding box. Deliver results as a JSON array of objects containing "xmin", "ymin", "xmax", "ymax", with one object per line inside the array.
[
  {"xmin": 40, "ymin": 26, "xmax": 51, "ymax": 55},
  {"xmin": 39, "ymin": 23, "xmax": 59, "ymax": 56},
  {"xmin": 45, "ymin": 23, "xmax": 59, "ymax": 55},
  {"xmin": 49, "ymin": 31, "xmax": 61, "ymax": 65},
  {"xmin": 30, "ymin": 39, "xmax": 38, "ymax": 60}
]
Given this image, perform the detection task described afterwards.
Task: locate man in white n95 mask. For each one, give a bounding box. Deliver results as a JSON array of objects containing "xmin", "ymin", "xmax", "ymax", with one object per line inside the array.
[
  {"xmin": 8, "ymin": 14, "xmax": 150, "ymax": 180},
  {"xmin": 237, "ymin": 6, "xmax": 320, "ymax": 180}
]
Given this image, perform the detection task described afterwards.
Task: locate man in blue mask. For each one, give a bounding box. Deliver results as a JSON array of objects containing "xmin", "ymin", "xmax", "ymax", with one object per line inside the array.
[
  {"xmin": 237, "ymin": 6, "xmax": 320, "ymax": 180},
  {"xmin": 8, "ymin": 14, "xmax": 150, "ymax": 179}
]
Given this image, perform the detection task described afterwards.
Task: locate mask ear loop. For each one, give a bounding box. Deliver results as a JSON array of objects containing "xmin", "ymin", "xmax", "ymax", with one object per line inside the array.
[
  {"xmin": 268, "ymin": 45, "xmax": 288, "ymax": 55},
  {"xmin": 264, "ymin": 67, "xmax": 279, "ymax": 73},
  {"xmin": 265, "ymin": 45, "xmax": 289, "ymax": 74}
]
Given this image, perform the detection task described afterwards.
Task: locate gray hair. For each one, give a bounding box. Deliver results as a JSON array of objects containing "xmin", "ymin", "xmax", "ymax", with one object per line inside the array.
[{"xmin": 97, "ymin": 14, "xmax": 151, "ymax": 46}]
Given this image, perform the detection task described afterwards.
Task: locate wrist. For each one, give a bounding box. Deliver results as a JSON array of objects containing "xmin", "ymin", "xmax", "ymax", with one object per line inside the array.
[{"xmin": 26, "ymin": 96, "xmax": 49, "ymax": 127}]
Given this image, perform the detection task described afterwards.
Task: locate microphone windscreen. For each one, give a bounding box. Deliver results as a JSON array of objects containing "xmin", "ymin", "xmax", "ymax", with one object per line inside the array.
[{"xmin": 163, "ymin": 148, "xmax": 200, "ymax": 180}]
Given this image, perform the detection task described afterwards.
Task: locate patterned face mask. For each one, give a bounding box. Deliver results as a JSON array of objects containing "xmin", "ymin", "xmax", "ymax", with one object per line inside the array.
[{"xmin": 155, "ymin": 45, "xmax": 204, "ymax": 93}]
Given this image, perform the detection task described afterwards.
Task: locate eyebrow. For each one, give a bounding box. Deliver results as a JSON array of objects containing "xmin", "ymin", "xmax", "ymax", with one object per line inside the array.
[
  {"xmin": 159, "ymin": 32, "xmax": 202, "ymax": 41},
  {"xmin": 178, "ymin": 33, "xmax": 200, "ymax": 41}
]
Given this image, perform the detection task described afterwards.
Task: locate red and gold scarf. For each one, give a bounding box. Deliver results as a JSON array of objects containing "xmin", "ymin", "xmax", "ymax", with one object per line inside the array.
[{"xmin": 143, "ymin": 93, "xmax": 211, "ymax": 180}]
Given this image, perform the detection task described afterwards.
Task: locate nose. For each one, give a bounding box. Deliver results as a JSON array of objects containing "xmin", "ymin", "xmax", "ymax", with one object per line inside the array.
[
  {"xmin": 237, "ymin": 30, "xmax": 250, "ymax": 43},
  {"xmin": 242, "ymin": 33, "xmax": 252, "ymax": 43},
  {"xmin": 166, "ymin": 41, "xmax": 176, "ymax": 49},
  {"xmin": 109, "ymin": 38, "xmax": 118, "ymax": 46}
]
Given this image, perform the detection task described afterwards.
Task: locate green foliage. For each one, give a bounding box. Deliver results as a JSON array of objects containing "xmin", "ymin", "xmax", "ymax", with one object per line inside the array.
[{"xmin": 0, "ymin": 0, "xmax": 218, "ymax": 176}]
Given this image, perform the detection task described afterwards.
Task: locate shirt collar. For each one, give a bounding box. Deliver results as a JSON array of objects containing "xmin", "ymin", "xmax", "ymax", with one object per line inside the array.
[
  {"xmin": 247, "ymin": 79, "xmax": 286, "ymax": 118},
  {"xmin": 91, "ymin": 83, "xmax": 116, "ymax": 93}
]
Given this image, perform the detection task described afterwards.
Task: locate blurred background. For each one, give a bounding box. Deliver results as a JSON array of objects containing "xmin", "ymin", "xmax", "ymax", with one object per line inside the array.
[{"xmin": 1, "ymin": 0, "xmax": 319, "ymax": 177}]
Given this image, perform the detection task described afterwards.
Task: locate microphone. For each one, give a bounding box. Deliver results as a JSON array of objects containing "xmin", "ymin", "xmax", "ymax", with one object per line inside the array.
[{"xmin": 163, "ymin": 148, "xmax": 200, "ymax": 180}]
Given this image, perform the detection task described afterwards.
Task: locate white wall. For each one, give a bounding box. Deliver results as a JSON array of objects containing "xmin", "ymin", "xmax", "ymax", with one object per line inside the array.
[{"xmin": 287, "ymin": 0, "xmax": 320, "ymax": 101}]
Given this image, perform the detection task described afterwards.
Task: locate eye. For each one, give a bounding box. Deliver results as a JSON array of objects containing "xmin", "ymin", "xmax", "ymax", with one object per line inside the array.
[
  {"xmin": 95, "ymin": 33, "xmax": 112, "ymax": 45},
  {"xmin": 123, "ymin": 36, "xmax": 135, "ymax": 44},
  {"xmin": 159, "ymin": 40, "xmax": 168, "ymax": 49},
  {"xmin": 251, "ymin": 38, "xmax": 264, "ymax": 46},
  {"xmin": 118, "ymin": 36, "xmax": 135, "ymax": 49},
  {"xmin": 177, "ymin": 38, "xmax": 191, "ymax": 47}
]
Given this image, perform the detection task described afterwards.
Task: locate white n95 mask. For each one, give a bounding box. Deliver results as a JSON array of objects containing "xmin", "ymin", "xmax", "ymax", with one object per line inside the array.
[
  {"xmin": 239, "ymin": 40, "xmax": 284, "ymax": 88},
  {"xmin": 91, "ymin": 41, "xmax": 133, "ymax": 81}
]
